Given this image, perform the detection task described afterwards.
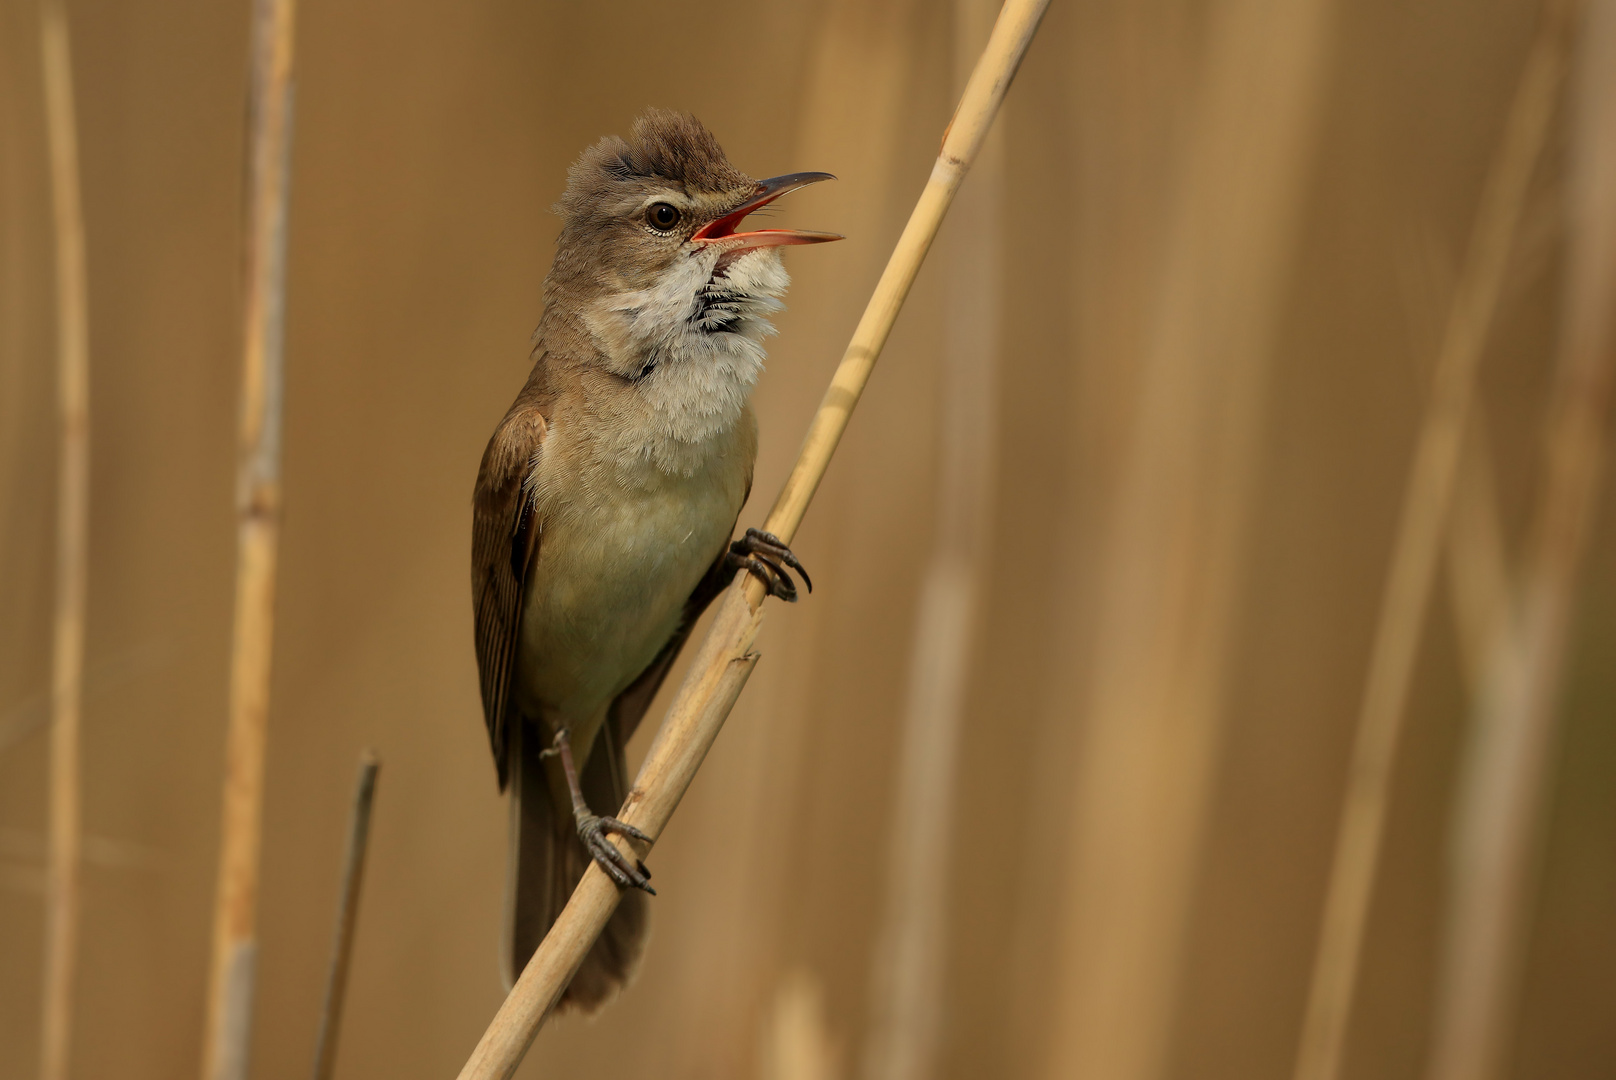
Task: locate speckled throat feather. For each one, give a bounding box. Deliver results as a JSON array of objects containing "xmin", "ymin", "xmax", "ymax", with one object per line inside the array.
[{"xmin": 582, "ymin": 247, "xmax": 789, "ymax": 475}]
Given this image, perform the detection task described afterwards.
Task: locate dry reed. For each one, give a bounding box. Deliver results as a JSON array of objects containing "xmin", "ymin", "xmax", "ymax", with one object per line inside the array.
[
  {"xmin": 1040, "ymin": 0, "xmax": 1333, "ymax": 1075},
  {"xmin": 201, "ymin": 1, "xmax": 299, "ymax": 1078},
  {"xmin": 761, "ymin": 970, "xmax": 841, "ymax": 1080},
  {"xmin": 1399, "ymin": 232, "xmax": 1518, "ymax": 695},
  {"xmin": 38, "ymin": 2, "xmax": 89, "ymax": 1077},
  {"xmin": 1291, "ymin": 11, "xmax": 1570, "ymax": 1080},
  {"xmin": 1446, "ymin": 421, "xmax": 1515, "ymax": 697},
  {"xmin": 998, "ymin": 5, "xmax": 1190, "ymax": 1069},
  {"xmin": 451, "ymin": 3, "xmax": 1049, "ymax": 1076},
  {"xmin": 310, "ymin": 752, "xmax": 380, "ymax": 1080},
  {"xmin": 860, "ymin": 2, "xmax": 1003, "ymax": 1078},
  {"xmin": 1426, "ymin": 4, "xmax": 1616, "ymax": 1077}
]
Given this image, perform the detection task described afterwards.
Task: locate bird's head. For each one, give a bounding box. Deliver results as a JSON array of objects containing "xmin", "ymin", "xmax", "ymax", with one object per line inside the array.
[{"xmin": 545, "ymin": 109, "xmax": 839, "ymax": 379}]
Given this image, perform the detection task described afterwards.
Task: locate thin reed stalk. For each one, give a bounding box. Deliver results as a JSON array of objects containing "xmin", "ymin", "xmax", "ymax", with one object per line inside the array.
[
  {"xmin": 451, "ymin": 3, "xmax": 1049, "ymax": 1076},
  {"xmin": 1426, "ymin": 4, "xmax": 1616, "ymax": 1077},
  {"xmin": 762, "ymin": 970, "xmax": 840, "ymax": 1080},
  {"xmin": 860, "ymin": 3, "xmax": 1003, "ymax": 1079},
  {"xmin": 1041, "ymin": 0, "xmax": 1334, "ymax": 1075},
  {"xmin": 1398, "ymin": 236, "xmax": 1516, "ymax": 697},
  {"xmin": 311, "ymin": 752, "xmax": 380, "ymax": 1080},
  {"xmin": 999, "ymin": 6, "xmax": 1192, "ymax": 1070},
  {"xmin": 1291, "ymin": 13, "xmax": 1571, "ymax": 1080},
  {"xmin": 201, "ymin": 2, "xmax": 299, "ymax": 1078},
  {"xmin": 39, "ymin": 2, "xmax": 89, "ymax": 1078},
  {"xmin": 1446, "ymin": 420, "xmax": 1514, "ymax": 697}
]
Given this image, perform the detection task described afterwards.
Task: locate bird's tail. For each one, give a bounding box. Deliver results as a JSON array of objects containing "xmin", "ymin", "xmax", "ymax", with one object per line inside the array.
[{"xmin": 502, "ymin": 716, "xmax": 648, "ymax": 1011}]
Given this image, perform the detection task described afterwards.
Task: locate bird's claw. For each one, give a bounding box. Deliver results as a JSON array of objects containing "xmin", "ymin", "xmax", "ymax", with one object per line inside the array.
[
  {"xmin": 576, "ymin": 812, "xmax": 656, "ymax": 895},
  {"xmin": 727, "ymin": 527, "xmax": 812, "ymax": 602}
]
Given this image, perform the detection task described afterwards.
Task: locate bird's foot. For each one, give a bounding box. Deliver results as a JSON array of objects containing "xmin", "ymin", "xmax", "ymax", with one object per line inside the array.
[
  {"xmin": 551, "ymin": 726, "xmax": 656, "ymax": 895},
  {"xmin": 575, "ymin": 811, "xmax": 656, "ymax": 895},
  {"xmin": 727, "ymin": 527, "xmax": 812, "ymax": 602}
]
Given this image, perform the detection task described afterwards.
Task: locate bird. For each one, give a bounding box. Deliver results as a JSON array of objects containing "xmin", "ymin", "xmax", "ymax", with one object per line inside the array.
[{"xmin": 470, "ymin": 108, "xmax": 839, "ymax": 1011}]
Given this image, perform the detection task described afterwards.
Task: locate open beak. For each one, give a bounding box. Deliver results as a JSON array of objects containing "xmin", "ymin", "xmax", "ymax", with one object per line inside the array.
[{"xmin": 690, "ymin": 171, "xmax": 843, "ymax": 250}]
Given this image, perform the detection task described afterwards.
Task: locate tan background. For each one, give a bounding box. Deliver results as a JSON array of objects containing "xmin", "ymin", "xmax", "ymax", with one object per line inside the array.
[{"xmin": 2, "ymin": 0, "xmax": 1614, "ymax": 1078}]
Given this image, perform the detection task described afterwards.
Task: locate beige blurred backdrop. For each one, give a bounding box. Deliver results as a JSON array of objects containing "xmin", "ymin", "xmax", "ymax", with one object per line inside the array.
[{"xmin": 2, "ymin": 0, "xmax": 1614, "ymax": 1079}]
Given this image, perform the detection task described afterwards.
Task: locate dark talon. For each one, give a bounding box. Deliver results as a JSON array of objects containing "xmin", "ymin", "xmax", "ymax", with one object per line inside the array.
[
  {"xmin": 742, "ymin": 555, "xmax": 797, "ymax": 602},
  {"xmin": 727, "ymin": 528, "xmax": 811, "ymax": 601},
  {"xmin": 751, "ymin": 552, "xmax": 790, "ymax": 581},
  {"xmin": 599, "ymin": 816, "xmax": 652, "ymax": 844},
  {"xmin": 744, "ymin": 528, "xmax": 812, "ymax": 593},
  {"xmin": 577, "ymin": 813, "xmax": 656, "ymax": 894}
]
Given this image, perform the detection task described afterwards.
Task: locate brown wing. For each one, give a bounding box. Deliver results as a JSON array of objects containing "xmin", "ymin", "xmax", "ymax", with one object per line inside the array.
[{"xmin": 472, "ymin": 396, "xmax": 548, "ymax": 789}]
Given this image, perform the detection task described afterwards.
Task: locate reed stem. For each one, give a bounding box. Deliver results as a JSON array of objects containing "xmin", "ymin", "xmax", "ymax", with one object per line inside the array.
[
  {"xmin": 1042, "ymin": 0, "xmax": 1334, "ymax": 1072},
  {"xmin": 1426, "ymin": 4, "xmax": 1616, "ymax": 1076},
  {"xmin": 201, "ymin": 1, "xmax": 298, "ymax": 1077},
  {"xmin": 1291, "ymin": 12, "xmax": 1570, "ymax": 1080},
  {"xmin": 39, "ymin": 1, "xmax": 89, "ymax": 1077},
  {"xmin": 310, "ymin": 752, "xmax": 381, "ymax": 1080}
]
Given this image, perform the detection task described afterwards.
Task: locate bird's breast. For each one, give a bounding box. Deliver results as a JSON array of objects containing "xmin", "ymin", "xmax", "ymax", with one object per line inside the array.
[{"xmin": 515, "ymin": 418, "xmax": 751, "ymax": 727}]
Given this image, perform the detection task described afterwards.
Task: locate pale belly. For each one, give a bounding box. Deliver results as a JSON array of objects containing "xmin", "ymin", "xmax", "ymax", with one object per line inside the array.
[{"xmin": 515, "ymin": 469, "xmax": 740, "ymax": 732}]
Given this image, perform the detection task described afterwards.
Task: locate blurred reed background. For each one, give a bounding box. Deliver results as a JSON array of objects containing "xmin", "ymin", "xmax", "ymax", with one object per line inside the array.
[{"xmin": 2, "ymin": 0, "xmax": 1614, "ymax": 1078}]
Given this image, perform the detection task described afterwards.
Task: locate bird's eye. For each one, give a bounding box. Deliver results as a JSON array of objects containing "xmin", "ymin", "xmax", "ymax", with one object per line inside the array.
[{"xmin": 647, "ymin": 203, "xmax": 681, "ymax": 231}]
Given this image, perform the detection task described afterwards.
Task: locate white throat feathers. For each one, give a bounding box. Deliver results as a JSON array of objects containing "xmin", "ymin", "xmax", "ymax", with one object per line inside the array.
[{"xmin": 584, "ymin": 247, "xmax": 789, "ymax": 474}]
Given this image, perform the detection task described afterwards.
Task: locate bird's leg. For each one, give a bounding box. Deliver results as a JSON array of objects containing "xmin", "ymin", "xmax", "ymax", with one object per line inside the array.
[
  {"xmin": 726, "ymin": 527, "xmax": 813, "ymax": 602},
  {"xmin": 551, "ymin": 727, "xmax": 655, "ymax": 895}
]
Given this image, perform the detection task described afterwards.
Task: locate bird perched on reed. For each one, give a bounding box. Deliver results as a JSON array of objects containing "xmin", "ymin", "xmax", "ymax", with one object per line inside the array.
[{"xmin": 471, "ymin": 109, "xmax": 838, "ymax": 1009}]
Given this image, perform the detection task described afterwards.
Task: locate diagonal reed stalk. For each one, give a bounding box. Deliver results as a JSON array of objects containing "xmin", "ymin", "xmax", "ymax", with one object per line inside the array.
[
  {"xmin": 1291, "ymin": 10, "xmax": 1571, "ymax": 1080},
  {"xmin": 311, "ymin": 752, "xmax": 381, "ymax": 1080},
  {"xmin": 1397, "ymin": 231, "xmax": 1519, "ymax": 697},
  {"xmin": 1397, "ymin": 239, "xmax": 1517, "ymax": 705},
  {"xmin": 1445, "ymin": 420, "xmax": 1514, "ymax": 697},
  {"xmin": 451, "ymin": 2, "xmax": 1050, "ymax": 1076},
  {"xmin": 1426, "ymin": 3, "xmax": 1616, "ymax": 1077},
  {"xmin": 39, "ymin": 2, "xmax": 89, "ymax": 1078},
  {"xmin": 201, "ymin": 1, "xmax": 299, "ymax": 1078},
  {"xmin": 1397, "ymin": 233, "xmax": 1518, "ymax": 702}
]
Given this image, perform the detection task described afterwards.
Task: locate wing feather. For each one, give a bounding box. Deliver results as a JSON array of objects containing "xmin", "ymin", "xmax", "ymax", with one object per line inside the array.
[{"xmin": 472, "ymin": 397, "xmax": 548, "ymax": 788}]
